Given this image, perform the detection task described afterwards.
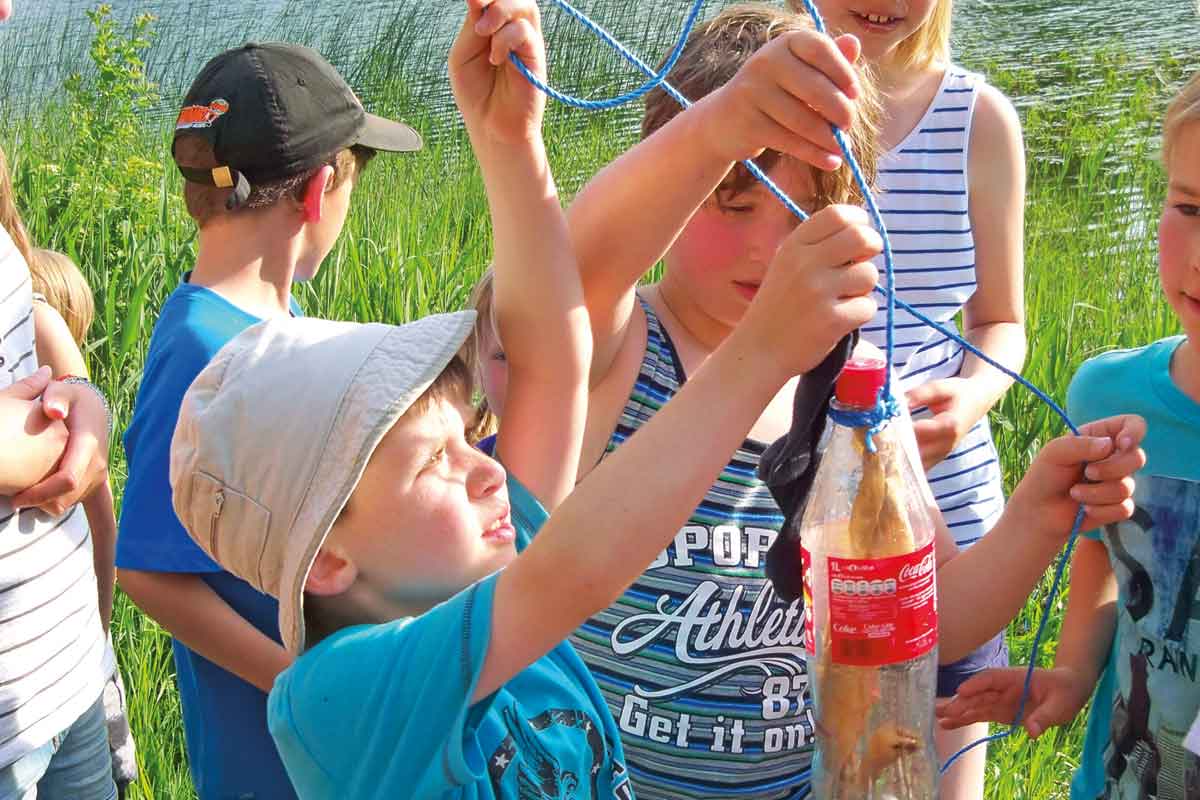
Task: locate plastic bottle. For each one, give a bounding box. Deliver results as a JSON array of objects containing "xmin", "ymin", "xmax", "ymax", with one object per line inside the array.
[{"xmin": 797, "ymin": 358, "xmax": 940, "ymax": 799}]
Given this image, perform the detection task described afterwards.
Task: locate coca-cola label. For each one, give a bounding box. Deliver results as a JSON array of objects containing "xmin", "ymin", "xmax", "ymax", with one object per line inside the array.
[
  {"xmin": 801, "ymin": 545, "xmax": 814, "ymax": 655},
  {"xmin": 826, "ymin": 540, "xmax": 937, "ymax": 666}
]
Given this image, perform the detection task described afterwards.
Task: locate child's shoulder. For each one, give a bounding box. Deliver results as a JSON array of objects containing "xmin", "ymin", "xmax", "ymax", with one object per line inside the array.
[
  {"xmin": 145, "ymin": 280, "xmax": 261, "ymax": 365},
  {"xmin": 1068, "ymin": 336, "xmax": 1183, "ymax": 418}
]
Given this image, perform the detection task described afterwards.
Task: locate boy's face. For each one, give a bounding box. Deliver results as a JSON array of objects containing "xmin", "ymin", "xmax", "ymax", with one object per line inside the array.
[
  {"xmin": 810, "ymin": 0, "xmax": 939, "ymax": 63},
  {"xmin": 1160, "ymin": 121, "xmax": 1200, "ymax": 345},
  {"xmin": 663, "ymin": 158, "xmax": 815, "ymax": 332},
  {"xmin": 320, "ymin": 394, "xmax": 516, "ymax": 609}
]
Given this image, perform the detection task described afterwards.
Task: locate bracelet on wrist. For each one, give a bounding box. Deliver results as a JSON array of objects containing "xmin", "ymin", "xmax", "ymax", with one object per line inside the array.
[{"xmin": 54, "ymin": 374, "xmax": 113, "ymax": 438}]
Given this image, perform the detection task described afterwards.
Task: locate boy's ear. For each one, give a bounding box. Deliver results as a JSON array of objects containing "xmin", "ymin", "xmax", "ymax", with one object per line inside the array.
[
  {"xmin": 305, "ymin": 543, "xmax": 357, "ymax": 596},
  {"xmin": 300, "ymin": 165, "xmax": 336, "ymax": 224}
]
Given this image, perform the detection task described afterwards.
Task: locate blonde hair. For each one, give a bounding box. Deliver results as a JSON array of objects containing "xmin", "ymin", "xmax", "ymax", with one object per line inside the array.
[
  {"xmin": 785, "ymin": 0, "xmax": 953, "ymax": 70},
  {"xmin": 643, "ymin": 4, "xmax": 881, "ymax": 207},
  {"xmin": 463, "ymin": 267, "xmax": 500, "ymax": 443},
  {"xmin": 0, "ymin": 146, "xmax": 33, "ymax": 266},
  {"xmin": 174, "ymin": 138, "xmax": 374, "ymax": 228},
  {"xmin": 1164, "ymin": 70, "xmax": 1200, "ymax": 167},
  {"xmin": 29, "ymin": 248, "xmax": 95, "ymax": 345}
]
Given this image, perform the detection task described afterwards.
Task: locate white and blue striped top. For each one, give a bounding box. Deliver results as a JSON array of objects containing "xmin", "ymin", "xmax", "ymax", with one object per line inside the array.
[{"xmin": 863, "ymin": 67, "xmax": 1005, "ymax": 548}]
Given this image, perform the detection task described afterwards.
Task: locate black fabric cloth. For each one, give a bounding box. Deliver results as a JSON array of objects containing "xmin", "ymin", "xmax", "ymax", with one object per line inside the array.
[{"xmin": 757, "ymin": 331, "xmax": 857, "ymax": 603}]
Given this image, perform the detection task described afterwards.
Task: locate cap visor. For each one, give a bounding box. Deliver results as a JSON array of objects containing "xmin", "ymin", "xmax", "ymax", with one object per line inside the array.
[{"xmin": 357, "ymin": 113, "xmax": 423, "ymax": 153}]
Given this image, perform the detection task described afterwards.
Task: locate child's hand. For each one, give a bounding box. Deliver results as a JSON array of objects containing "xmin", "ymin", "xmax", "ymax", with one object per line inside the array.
[
  {"xmin": 697, "ymin": 29, "xmax": 862, "ymax": 171},
  {"xmin": 737, "ymin": 204, "xmax": 880, "ymax": 378},
  {"xmin": 1008, "ymin": 414, "xmax": 1147, "ymax": 540},
  {"xmin": 449, "ymin": 0, "xmax": 546, "ymax": 148},
  {"xmin": 12, "ymin": 378, "xmax": 110, "ymax": 515},
  {"xmin": 905, "ymin": 377, "xmax": 987, "ymax": 470},
  {"xmin": 935, "ymin": 666, "xmax": 1094, "ymax": 738}
]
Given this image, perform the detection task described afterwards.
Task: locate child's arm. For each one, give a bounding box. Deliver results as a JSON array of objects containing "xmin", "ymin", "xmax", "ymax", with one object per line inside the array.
[
  {"xmin": 449, "ymin": 0, "xmax": 590, "ymax": 509},
  {"xmin": 477, "ymin": 204, "xmax": 883, "ymax": 700},
  {"xmin": 934, "ymin": 415, "xmax": 1143, "ymax": 662},
  {"xmin": 30, "ymin": 300, "xmax": 117, "ymax": 629},
  {"xmin": 84, "ymin": 483, "xmax": 116, "ymax": 632},
  {"xmin": 935, "ymin": 539, "xmax": 1116, "ymax": 736},
  {"xmin": 906, "ymin": 86, "xmax": 1027, "ymax": 470},
  {"xmin": 117, "ymin": 568, "xmax": 291, "ymax": 692},
  {"xmin": 0, "ymin": 367, "xmax": 68, "ymax": 494},
  {"xmin": 565, "ymin": 31, "xmax": 863, "ymax": 382}
]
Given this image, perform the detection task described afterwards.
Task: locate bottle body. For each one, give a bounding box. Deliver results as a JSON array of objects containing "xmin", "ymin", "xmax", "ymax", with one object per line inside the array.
[{"xmin": 798, "ymin": 401, "xmax": 941, "ymax": 799}]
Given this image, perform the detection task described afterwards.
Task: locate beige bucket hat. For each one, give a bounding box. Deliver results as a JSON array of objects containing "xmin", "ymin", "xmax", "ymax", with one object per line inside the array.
[{"xmin": 170, "ymin": 312, "xmax": 475, "ymax": 654}]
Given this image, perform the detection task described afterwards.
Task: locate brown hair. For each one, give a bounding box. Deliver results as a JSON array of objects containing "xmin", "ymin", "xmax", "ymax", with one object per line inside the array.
[
  {"xmin": 175, "ymin": 137, "xmax": 375, "ymax": 227},
  {"xmin": 642, "ymin": 4, "xmax": 880, "ymax": 206},
  {"xmin": 1164, "ymin": 70, "xmax": 1200, "ymax": 168},
  {"xmin": 462, "ymin": 267, "xmax": 501, "ymax": 443},
  {"xmin": 784, "ymin": 0, "xmax": 953, "ymax": 71},
  {"xmin": 29, "ymin": 248, "xmax": 95, "ymax": 345},
  {"xmin": 0, "ymin": 146, "xmax": 33, "ymax": 266}
]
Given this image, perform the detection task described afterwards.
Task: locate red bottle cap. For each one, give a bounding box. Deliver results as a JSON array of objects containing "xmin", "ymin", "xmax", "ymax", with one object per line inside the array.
[{"xmin": 835, "ymin": 358, "xmax": 887, "ymax": 409}]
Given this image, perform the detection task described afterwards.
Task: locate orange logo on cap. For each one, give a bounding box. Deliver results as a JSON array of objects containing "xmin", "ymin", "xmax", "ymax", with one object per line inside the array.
[{"xmin": 176, "ymin": 98, "xmax": 230, "ymax": 131}]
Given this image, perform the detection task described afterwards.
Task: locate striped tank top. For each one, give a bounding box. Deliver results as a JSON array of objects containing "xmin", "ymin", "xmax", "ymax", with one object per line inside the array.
[
  {"xmin": 864, "ymin": 67, "xmax": 1005, "ymax": 548},
  {"xmin": 570, "ymin": 303, "xmax": 812, "ymax": 799}
]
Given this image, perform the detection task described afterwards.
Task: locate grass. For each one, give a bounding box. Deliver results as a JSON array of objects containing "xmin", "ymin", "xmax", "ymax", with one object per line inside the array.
[{"xmin": 2, "ymin": 5, "xmax": 1197, "ymax": 799}]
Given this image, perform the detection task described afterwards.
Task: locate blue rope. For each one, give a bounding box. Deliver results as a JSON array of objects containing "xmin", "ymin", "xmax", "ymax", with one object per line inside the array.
[
  {"xmin": 510, "ymin": 0, "xmax": 1090, "ymax": 780},
  {"xmin": 828, "ymin": 396, "xmax": 901, "ymax": 453}
]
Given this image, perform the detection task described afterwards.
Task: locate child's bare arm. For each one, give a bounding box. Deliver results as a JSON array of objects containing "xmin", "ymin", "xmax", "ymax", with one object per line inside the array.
[
  {"xmin": 84, "ymin": 483, "xmax": 116, "ymax": 632},
  {"xmin": 32, "ymin": 301, "xmax": 86, "ymax": 380},
  {"xmin": 118, "ymin": 568, "xmax": 291, "ymax": 693},
  {"xmin": 935, "ymin": 415, "xmax": 1143, "ymax": 662},
  {"xmin": 0, "ymin": 368, "xmax": 67, "ymax": 495},
  {"xmin": 477, "ymin": 205, "xmax": 882, "ymax": 700},
  {"xmin": 907, "ymin": 86, "xmax": 1027, "ymax": 470},
  {"xmin": 566, "ymin": 31, "xmax": 862, "ymax": 381},
  {"xmin": 449, "ymin": 0, "xmax": 590, "ymax": 509},
  {"xmin": 936, "ymin": 542, "xmax": 1115, "ymax": 735}
]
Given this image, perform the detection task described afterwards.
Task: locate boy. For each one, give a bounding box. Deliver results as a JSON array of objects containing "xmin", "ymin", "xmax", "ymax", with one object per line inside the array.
[
  {"xmin": 558, "ymin": 8, "xmax": 885, "ymax": 796},
  {"xmin": 936, "ymin": 71, "xmax": 1200, "ymax": 800},
  {"xmin": 113, "ymin": 41, "xmax": 420, "ymax": 799}
]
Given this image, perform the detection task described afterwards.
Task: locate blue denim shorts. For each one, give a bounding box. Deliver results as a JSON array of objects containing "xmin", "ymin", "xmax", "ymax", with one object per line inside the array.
[
  {"xmin": 0, "ymin": 695, "xmax": 116, "ymax": 800},
  {"xmin": 936, "ymin": 631, "xmax": 1009, "ymax": 697}
]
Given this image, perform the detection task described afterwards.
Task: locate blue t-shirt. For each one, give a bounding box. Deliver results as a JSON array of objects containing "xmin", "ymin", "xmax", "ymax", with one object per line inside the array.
[
  {"xmin": 1067, "ymin": 336, "xmax": 1200, "ymax": 799},
  {"xmin": 267, "ymin": 478, "xmax": 635, "ymax": 799},
  {"xmin": 117, "ymin": 277, "xmax": 302, "ymax": 800}
]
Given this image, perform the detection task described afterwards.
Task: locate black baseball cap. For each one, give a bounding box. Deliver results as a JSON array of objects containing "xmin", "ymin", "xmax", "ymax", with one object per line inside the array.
[{"xmin": 173, "ymin": 42, "xmax": 422, "ymax": 209}]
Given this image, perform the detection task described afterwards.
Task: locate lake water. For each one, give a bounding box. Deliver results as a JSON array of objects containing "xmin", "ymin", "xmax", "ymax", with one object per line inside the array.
[{"xmin": 1, "ymin": 0, "xmax": 1197, "ymax": 119}]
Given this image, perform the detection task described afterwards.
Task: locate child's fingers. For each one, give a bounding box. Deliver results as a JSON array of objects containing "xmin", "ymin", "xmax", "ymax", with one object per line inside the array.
[
  {"xmin": 1078, "ymin": 414, "xmax": 1147, "ymax": 453},
  {"xmin": 1070, "ymin": 476, "xmax": 1135, "ymax": 506},
  {"xmin": 748, "ymin": 107, "xmax": 843, "ymax": 171},
  {"xmin": 792, "ymin": 204, "xmax": 871, "ymax": 244},
  {"xmin": 1082, "ymin": 497, "xmax": 1136, "ymax": 529},
  {"xmin": 767, "ymin": 52, "xmax": 856, "ymax": 137},
  {"xmin": 782, "ymin": 30, "xmax": 861, "ymax": 102},
  {"xmin": 0, "ymin": 365, "xmax": 51, "ymax": 402},
  {"xmin": 905, "ymin": 379, "xmax": 954, "ymax": 410},
  {"xmin": 1039, "ymin": 434, "xmax": 1116, "ymax": 470},
  {"xmin": 752, "ymin": 84, "xmax": 843, "ymax": 163},
  {"xmin": 489, "ymin": 18, "xmax": 540, "ymax": 67},
  {"xmin": 1083, "ymin": 445, "xmax": 1146, "ymax": 482}
]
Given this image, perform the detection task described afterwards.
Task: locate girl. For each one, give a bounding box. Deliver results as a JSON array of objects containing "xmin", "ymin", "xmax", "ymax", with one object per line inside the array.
[
  {"xmin": 26, "ymin": 246, "xmax": 138, "ymax": 798},
  {"xmin": 783, "ymin": 3, "xmax": 1028, "ymax": 794}
]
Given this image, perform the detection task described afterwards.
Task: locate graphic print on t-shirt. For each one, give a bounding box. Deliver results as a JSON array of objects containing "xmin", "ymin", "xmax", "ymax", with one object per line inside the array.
[
  {"xmin": 487, "ymin": 705, "xmax": 633, "ymax": 799},
  {"xmin": 1101, "ymin": 475, "xmax": 1200, "ymax": 799}
]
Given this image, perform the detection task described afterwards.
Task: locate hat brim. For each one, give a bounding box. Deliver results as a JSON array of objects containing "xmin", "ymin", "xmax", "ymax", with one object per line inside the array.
[{"xmin": 356, "ymin": 113, "xmax": 423, "ymax": 153}]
